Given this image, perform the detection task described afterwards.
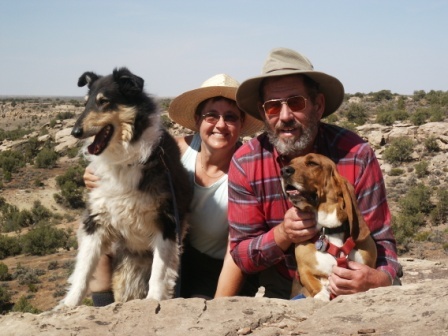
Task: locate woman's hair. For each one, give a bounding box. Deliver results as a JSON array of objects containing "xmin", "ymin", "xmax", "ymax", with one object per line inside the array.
[{"xmin": 195, "ymin": 96, "xmax": 246, "ymax": 122}]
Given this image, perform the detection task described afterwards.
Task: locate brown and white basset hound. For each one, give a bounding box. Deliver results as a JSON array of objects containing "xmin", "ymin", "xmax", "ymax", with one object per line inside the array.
[{"xmin": 280, "ymin": 153, "xmax": 377, "ymax": 301}]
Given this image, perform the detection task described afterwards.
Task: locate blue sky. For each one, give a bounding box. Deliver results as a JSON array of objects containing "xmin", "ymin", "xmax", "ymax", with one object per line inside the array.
[{"xmin": 1, "ymin": 0, "xmax": 447, "ymax": 97}]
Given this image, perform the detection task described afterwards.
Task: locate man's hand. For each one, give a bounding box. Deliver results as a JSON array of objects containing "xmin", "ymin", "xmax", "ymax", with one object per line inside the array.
[
  {"xmin": 274, "ymin": 207, "xmax": 318, "ymax": 251},
  {"xmin": 328, "ymin": 260, "xmax": 392, "ymax": 296}
]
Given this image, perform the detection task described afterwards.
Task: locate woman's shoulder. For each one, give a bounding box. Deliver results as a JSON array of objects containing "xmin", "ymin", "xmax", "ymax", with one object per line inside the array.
[{"xmin": 176, "ymin": 134, "xmax": 196, "ymax": 155}]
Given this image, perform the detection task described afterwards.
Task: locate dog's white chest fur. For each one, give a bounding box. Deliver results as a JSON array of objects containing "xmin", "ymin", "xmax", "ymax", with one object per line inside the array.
[{"xmin": 88, "ymin": 163, "xmax": 160, "ymax": 251}]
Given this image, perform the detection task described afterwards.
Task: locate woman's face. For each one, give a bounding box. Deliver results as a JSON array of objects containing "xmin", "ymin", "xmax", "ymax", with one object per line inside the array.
[{"xmin": 195, "ymin": 98, "xmax": 243, "ymax": 151}]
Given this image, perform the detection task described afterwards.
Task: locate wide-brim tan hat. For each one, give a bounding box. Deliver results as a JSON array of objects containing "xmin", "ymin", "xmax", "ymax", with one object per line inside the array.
[
  {"xmin": 168, "ymin": 74, "xmax": 264, "ymax": 136},
  {"xmin": 236, "ymin": 48, "xmax": 345, "ymax": 120}
]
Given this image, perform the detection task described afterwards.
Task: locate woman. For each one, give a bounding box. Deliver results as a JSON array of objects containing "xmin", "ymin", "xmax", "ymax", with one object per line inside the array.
[{"xmin": 84, "ymin": 74, "xmax": 264, "ymax": 303}]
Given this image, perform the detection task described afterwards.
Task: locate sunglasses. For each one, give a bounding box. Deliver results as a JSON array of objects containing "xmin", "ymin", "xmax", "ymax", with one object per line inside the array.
[
  {"xmin": 201, "ymin": 112, "xmax": 240, "ymax": 125},
  {"xmin": 262, "ymin": 95, "xmax": 307, "ymax": 116}
]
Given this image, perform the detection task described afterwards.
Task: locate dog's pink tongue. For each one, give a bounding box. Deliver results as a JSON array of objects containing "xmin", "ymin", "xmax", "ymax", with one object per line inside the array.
[{"xmin": 287, "ymin": 190, "xmax": 300, "ymax": 196}]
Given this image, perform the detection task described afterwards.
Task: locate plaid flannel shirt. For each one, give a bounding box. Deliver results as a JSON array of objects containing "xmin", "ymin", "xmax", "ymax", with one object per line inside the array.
[{"xmin": 228, "ymin": 122, "xmax": 399, "ymax": 282}]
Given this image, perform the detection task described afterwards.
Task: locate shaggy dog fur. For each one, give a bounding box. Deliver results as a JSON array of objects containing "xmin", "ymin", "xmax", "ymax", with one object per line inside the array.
[{"xmin": 57, "ymin": 68, "xmax": 191, "ymax": 308}]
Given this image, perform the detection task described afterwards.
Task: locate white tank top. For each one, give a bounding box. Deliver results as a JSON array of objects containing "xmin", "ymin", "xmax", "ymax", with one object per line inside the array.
[{"xmin": 181, "ymin": 134, "xmax": 228, "ymax": 259}]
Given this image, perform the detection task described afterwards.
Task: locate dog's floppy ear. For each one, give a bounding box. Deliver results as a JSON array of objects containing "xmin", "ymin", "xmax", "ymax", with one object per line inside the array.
[
  {"xmin": 339, "ymin": 178, "xmax": 371, "ymax": 242},
  {"xmin": 78, "ymin": 72, "xmax": 100, "ymax": 88},
  {"xmin": 113, "ymin": 67, "xmax": 144, "ymax": 95}
]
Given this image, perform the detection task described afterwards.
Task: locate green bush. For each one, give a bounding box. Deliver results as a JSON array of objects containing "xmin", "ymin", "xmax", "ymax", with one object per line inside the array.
[
  {"xmin": 383, "ymin": 137, "xmax": 414, "ymax": 165},
  {"xmin": 0, "ymin": 262, "xmax": 11, "ymax": 281},
  {"xmin": 344, "ymin": 103, "xmax": 367, "ymax": 125},
  {"xmin": 55, "ymin": 165, "xmax": 86, "ymax": 209},
  {"xmin": 414, "ymin": 161, "xmax": 429, "ymax": 178},
  {"xmin": 0, "ymin": 235, "xmax": 22, "ymax": 259},
  {"xmin": 388, "ymin": 168, "xmax": 404, "ymax": 176},
  {"xmin": 376, "ymin": 111, "xmax": 395, "ymax": 125},
  {"xmin": 430, "ymin": 189, "xmax": 448, "ymax": 225},
  {"xmin": 399, "ymin": 183, "xmax": 433, "ymax": 216},
  {"xmin": 21, "ymin": 225, "xmax": 71, "ymax": 256},
  {"xmin": 0, "ymin": 285, "xmax": 12, "ymax": 311},
  {"xmin": 424, "ymin": 136, "xmax": 440, "ymax": 152},
  {"xmin": 35, "ymin": 147, "xmax": 58, "ymax": 168},
  {"xmin": 12, "ymin": 296, "xmax": 41, "ymax": 314},
  {"xmin": 410, "ymin": 108, "xmax": 430, "ymax": 126},
  {"xmin": 392, "ymin": 212, "xmax": 425, "ymax": 246}
]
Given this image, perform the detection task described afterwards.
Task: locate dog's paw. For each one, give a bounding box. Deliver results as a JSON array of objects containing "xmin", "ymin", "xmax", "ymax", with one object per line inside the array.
[{"xmin": 313, "ymin": 290, "xmax": 331, "ymax": 302}]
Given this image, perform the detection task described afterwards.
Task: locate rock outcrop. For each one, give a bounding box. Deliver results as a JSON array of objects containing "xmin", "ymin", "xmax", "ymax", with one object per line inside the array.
[{"xmin": 1, "ymin": 258, "xmax": 447, "ymax": 336}]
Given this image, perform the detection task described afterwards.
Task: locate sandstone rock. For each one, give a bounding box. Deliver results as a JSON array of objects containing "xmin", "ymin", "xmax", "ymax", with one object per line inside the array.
[{"xmin": 1, "ymin": 258, "xmax": 446, "ymax": 336}]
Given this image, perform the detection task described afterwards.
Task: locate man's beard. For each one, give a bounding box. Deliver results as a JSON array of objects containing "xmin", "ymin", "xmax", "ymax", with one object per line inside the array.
[{"xmin": 266, "ymin": 116, "xmax": 319, "ymax": 157}]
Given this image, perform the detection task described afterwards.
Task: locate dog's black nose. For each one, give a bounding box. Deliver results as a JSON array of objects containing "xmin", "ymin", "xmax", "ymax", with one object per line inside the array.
[
  {"xmin": 281, "ymin": 166, "xmax": 295, "ymax": 177},
  {"xmin": 71, "ymin": 126, "xmax": 83, "ymax": 138}
]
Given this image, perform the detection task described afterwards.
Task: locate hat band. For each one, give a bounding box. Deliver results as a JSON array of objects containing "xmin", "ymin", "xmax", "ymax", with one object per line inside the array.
[{"xmin": 265, "ymin": 67, "xmax": 310, "ymax": 74}]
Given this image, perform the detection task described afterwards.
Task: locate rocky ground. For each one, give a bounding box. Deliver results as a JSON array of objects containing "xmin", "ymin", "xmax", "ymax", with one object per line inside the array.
[{"xmin": 0, "ymin": 257, "xmax": 447, "ymax": 336}]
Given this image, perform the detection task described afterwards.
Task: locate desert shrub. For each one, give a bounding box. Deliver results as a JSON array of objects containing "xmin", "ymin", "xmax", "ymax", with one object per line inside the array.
[
  {"xmin": 54, "ymin": 165, "xmax": 86, "ymax": 209},
  {"xmin": 426, "ymin": 90, "xmax": 448, "ymax": 106},
  {"xmin": 35, "ymin": 147, "xmax": 58, "ymax": 168},
  {"xmin": 0, "ymin": 262, "xmax": 11, "ymax": 281},
  {"xmin": 66, "ymin": 146, "xmax": 81, "ymax": 158},
  {"xmin": 428, "ymin": 104, "xmax": 445, "ymax": 122},
  {"xmin": 376, "ymin": 111, "xmax": 395, "ymax": 125},
  {"xmin": 414, "ymin": 161, "xmax": 429, "ymax": 178},
  {"xmin": 12, "ymin": 296, "xmax": 41, "ymax": 314},
  {"xmin": 413, "ymin": 90, "xmax": 426, "ymax": 101},
  {"xmin": 410, "ymin": 108, "xmax": 430, "ymax": 126},
  {"xmin": 392, "ymin": 212, "xmax": 425, "ymax": 246},
  {"xmin": 0, "ymin": 235, "xmax": 22, "ymax": 259},
  {"xmin": 0, "ymin": 285, "xmax": 12, "ymax": 311},
  {"xmin": 324, "ymin": 113, "xmax": 339, "ymax": 124},
  {"xmin": 47, "ymin": 261, "xmax": 59, "ymax": 270},
  {"xmin": 30, "ymin": 200, "xmax": 53, "ymax": 225},
  {"xmin": 12, "ymin": 265, "xmax": 44, "ymax": 286},
  {"xmin": 430, "ymin": 189, "xmax": 448, "ymax": 225},
  {"xmin": 344, "ymin": 103, "xmax": 367, "ymax": 125},
  {"xmin": 370, "ymin": 90, "xmax": 393, "ymax": 102},
  {"xmin": 383, "ymin": 137, "xmax": 414, "ymax": 165},
  {"xmin": 21, "ymin": 225, "xmax": 71, "ymax": 256},
  {"xmin": 53, "ymin": 288, "xmax": 66, "ymax": 298},
  {"xmin": 388, "ymin": 168, "xmax": 404, "ymax": 176},
  {"xmin": 424, "ymin": 136, "xmax": 440, "ymax": 152},
  {"xmin": 0, "ymin": 127, "xmax": 33, "ymax": 142},
  {"xmin": 0, "ymin": 199, "xmax": 54, "ymax": 232},
  {"xmin": 0, "ymin": 150, "xmax": 26, "ymax": 176},
  {"xmin": 399, "ymin": 183, "xmax": 433, "ymax": 216}
]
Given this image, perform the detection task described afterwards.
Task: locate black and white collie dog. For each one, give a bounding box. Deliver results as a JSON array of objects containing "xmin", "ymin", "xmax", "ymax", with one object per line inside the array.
[{"xmin": 58, "ymin": 68, "xmax": 191, "ymax": 308}]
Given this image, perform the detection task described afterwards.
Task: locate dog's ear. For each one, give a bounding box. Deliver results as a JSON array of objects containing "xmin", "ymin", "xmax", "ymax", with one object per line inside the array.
[
  {"xmin": 339, "ymin": 178, "xmax": 371, "ymax": 242},
  {"xmin": 78, "ymin": 72, "xmax": 99, "ymax": 88},
  {"xmin": 113, "ymin": 67, "xmax": 144, "ymax": 95}
]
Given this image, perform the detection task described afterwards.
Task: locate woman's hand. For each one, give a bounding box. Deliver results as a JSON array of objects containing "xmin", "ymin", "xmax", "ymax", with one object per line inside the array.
[{"xmin": 84, "ymin": 166, "xmax": 100, "ymax": 189}]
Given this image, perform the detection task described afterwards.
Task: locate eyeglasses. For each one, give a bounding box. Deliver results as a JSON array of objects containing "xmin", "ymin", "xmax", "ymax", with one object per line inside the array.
[
  {"xmin": 201, "ymin": 112, "xmax": 240, "ymax": 125},
  {"xmin": 262, "ymin": 95, "xmax": 307, "ymax": 116}
]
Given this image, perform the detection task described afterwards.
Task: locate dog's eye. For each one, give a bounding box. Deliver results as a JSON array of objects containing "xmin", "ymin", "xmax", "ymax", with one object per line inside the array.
[
  {"xmin": 306, "ymin": 160, "xmax": 319, "ymax": 167},
  {"xmin": 97, "ymin": 97, "xmax": 109, "ymax": 106}
]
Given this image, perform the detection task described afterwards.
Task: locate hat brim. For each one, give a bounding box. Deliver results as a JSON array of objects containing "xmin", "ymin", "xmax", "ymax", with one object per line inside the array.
[
  {"xmin": 169, "ymin": 86, "xmax": 264, "ymax": 136},
  {"xmin": 236, "ymin": 70, "xmax": 345, "ymax": 120}
]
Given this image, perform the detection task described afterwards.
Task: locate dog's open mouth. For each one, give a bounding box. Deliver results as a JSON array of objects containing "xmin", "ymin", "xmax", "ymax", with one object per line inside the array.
[
  {"xmin": 284, "ymin": 184, "xmax": 318, "ymax": 207},
  {"xmin": 87, "ymin": 125, "xmax": 114, "ymax": 155}
]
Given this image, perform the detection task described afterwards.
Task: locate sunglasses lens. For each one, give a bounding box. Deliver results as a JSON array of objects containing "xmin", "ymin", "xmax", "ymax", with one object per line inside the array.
[
  {"xmin": 263, "ymin": 101, "xmax": 282, "ymax": 115},
  {"xmin": 288, "ymin": 96, "xmax": 306, "ymax": 111}
]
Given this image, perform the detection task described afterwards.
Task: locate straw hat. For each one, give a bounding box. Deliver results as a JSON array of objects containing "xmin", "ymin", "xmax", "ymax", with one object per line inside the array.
[
  {"xmin": 236, "ymin": 48, "xmax": 345, "ymax": 120},
  {"xmin": 168, "ymin": 74, "xmax": 264, "ymax": 136}
]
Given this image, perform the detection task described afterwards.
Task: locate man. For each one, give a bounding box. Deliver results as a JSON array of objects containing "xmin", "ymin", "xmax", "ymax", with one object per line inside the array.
[{"xmin": 228, "ymin": 47, "xmax": 400, "ymax": 299}]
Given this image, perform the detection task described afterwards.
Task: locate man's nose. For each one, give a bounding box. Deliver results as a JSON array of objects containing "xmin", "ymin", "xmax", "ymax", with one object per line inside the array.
[{"xmin": 279, "ymin": 102, "xmax": 294, "ymax": 121}]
